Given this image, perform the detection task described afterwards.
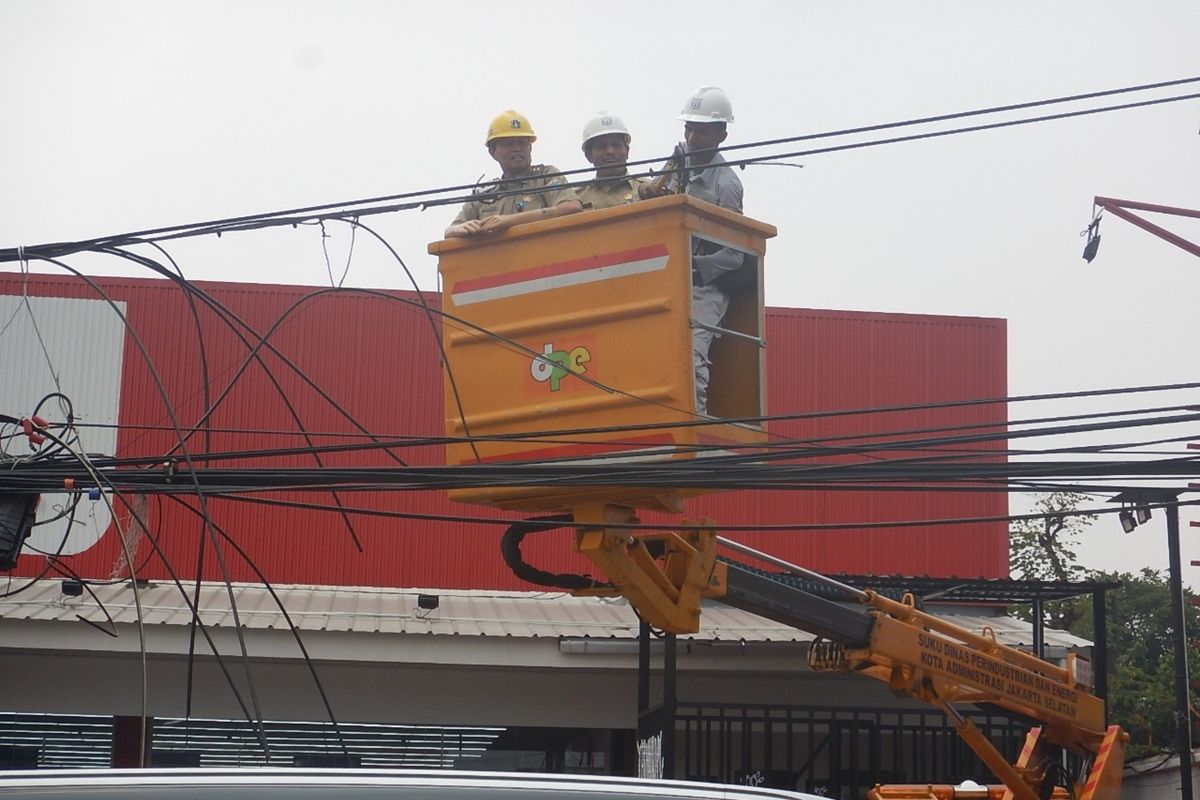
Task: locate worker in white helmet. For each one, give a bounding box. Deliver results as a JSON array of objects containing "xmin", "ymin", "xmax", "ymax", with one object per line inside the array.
[
  {"xmin": 577, "ymin": 112, "xmax": 650, "ymax": 211},
  {"xmin": 446, "ymin": 110, "xmax": 582, "ymax": 238},
  {"xmin": 643, "ymin": 86, "xmax": 745, "ymax": 416}
]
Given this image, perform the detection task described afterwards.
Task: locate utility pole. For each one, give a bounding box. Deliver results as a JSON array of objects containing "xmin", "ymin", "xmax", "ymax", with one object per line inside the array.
[
  {"xmin": 1112, "ymin": 489, "xmax": 1191, "ymax": 800},
  {"xmin": 1166, "ymin": 501, "xmax": 1194, "ymax": 800},
  {"xmin": 1086, "ymin": 198, "xmax": 1199, "ymax": 795}
]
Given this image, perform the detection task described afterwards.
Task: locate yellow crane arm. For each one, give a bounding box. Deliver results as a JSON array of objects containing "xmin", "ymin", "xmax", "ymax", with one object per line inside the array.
[{"xmin": 565, "ymin": 507, "xmax": 1126, "ymax": 800}]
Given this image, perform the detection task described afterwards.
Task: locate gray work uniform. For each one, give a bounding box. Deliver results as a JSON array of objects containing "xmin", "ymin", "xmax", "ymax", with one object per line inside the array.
[
  {"xmin": 678, "ymin": 151, "xmax": 744, "ymax": 416},
  {"xmin": 451, "ymin": 165, "xmax": 577, "ymax": 225},
  {"xmin": 577, "ymin": 173, "xmax": 650, "ymax": 211}
]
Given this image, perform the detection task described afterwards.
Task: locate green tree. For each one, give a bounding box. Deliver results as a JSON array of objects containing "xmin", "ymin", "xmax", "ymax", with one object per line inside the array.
[
  {"xmin": 1009, "ymin": 491, "xmax": 1093, "ymax": 583},
  {"xmin": 1008, "ymin": 492, "xmax": 1094, "ymax": 631},
  {"xmin": 1063, "ymin": 568, "xmax": 1200, "ymax": 759},
  {"xmin": 1008, "ymin": 495, "xmax": 1199, "ymax": 759}
]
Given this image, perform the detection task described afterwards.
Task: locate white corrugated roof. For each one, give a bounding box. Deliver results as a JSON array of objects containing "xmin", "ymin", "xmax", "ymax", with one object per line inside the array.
[{"xmin": 0, "ymin": 579, "xmax": 1090, "ymax": 648}]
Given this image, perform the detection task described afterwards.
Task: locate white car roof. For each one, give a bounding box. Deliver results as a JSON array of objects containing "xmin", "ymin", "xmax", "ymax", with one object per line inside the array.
[{"xmin": 0, "ymin": 768, "xmax": 833, "ymax": 800}]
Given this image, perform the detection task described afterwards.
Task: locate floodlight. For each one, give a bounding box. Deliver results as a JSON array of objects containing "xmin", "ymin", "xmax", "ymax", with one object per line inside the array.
[
  {"xmin": 1119, "ymin": 509, "xmax": 1137, "ymax": 534},
  {"xmin": 1135, "ymin": 506, "xmax": 1152, "ymax": 525}
]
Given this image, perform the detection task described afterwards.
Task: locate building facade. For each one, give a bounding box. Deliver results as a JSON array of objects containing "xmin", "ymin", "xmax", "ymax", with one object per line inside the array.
[{"xmin": 0, "ymin": 272, "xmax": 1039, "ymax": 795}]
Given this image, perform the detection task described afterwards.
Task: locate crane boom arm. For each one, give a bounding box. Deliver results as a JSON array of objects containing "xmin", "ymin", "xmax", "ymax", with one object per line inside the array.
[{"xmin": 563, "ymin": 509, "xmax": 1125, "ymax": 799}]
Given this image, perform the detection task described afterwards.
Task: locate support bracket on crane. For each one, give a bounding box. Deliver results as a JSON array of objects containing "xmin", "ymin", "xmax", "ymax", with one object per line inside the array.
[{"xmin": 570, "ymin": 504, "xmax": 727, "ymax": 633}]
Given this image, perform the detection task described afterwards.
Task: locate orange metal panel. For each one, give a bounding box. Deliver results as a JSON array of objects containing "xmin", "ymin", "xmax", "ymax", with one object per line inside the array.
[{"xmin": 431, "ymin": 195, "xmax": 777, "ymax": 512}]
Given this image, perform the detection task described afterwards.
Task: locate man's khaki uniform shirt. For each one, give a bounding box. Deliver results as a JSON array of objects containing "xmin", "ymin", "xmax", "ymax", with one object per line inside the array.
[
  {"xmin": 451, "ymin": 165, "xmax": 577, "ymax": 225},
  {"xmin": 577, "ymin": 173, "xmax": 650, "ymax": 211}
]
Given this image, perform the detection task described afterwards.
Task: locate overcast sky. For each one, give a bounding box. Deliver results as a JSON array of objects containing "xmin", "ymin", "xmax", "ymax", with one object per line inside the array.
[{"xmin": 3, "ymin": 1, "xmax": 1199, "ymax": 583}]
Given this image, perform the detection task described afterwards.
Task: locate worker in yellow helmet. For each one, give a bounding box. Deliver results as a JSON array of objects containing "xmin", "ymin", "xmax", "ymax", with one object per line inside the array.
[
  {"xmin": 445, "ymin": 110, "xmax": 582, "ymax": 238},
  {"xmin": 577, "ymin": 111, "xmax": 649, "ymax": 211}
]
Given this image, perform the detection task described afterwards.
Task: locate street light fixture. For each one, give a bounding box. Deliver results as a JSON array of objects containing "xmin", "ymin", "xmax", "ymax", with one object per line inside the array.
[
  {"xmin": 1082, "ymin": 216, "xmax": 1102, "ymax": 263},
  {"xmin": 1110, "ymin": 489, "xmax": 1191, "ymax": 800}
]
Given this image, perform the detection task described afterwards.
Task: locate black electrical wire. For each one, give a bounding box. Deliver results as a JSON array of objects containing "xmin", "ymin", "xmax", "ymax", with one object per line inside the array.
[
  {"xmin": 165, "ymin": 494, "xmax": 352, "ymax": 762},
  {"xmin": 4, "ymin": 448, "xmax": 1197, "ymax": 496},
  {"xmin": 205, "ymin": 490, "xmax": 1200, "ymax": 534},
  {"xmin": 345, "ymin": 218, "xmax": 482, "ymax": 463},
  {"xmin": 107, "ymin": 486, "xmax": 277, "ymax": 759},
  {"xmin": 716, "ymin": 75, "xmax": 1200, "ymax": 158},
  {"xmin": 715, "ymin": 90, "xmax": 1200, "ymax": 174},
  {"xmin": 0, "ymin": 396, "xmax": 86, "ymax": 598},
  {"xmin": 103, "ymin": 247, "xmax": 405, "ymax": 474},
  {"xmin": 19, "ymin": 250, "xmax": 1198, "ymax": 464},
  {"xmin": 43, "ymin": 558, "xmax": 119, "ymax": 638},
  {"xmin": 58, "ymin": 399, "xmax": 1200, "ymax": 472},
  {"xmin": 38, "ymin": 496, "xmax": 167, "ymax": 587},
  {"xmin": 38, "ymin": 373, "xmax": 1200, "ymax": 450},
  {"xmin": 105, "ymin": 245, "xmax": 367, "ymax": 553},
  {"xmin": 30, "ymin": 259, "xmax": 273, "ymax": 759},
  {"xmin": 185, "ymin": 499, "xmax": 207, "ymax": 726},
  {"xmin": 0, "ymin": 490, "xmax": 82, "ymax": 599},
  {"xmin": 108, "ymin": 268, "xmax": 1200, "ymax": 460},
  {"xmin": 7, "ymin": 402, "xmax": 1195, "ymax": 494},
  {"xmin": 35, "ymin": 427, "xmax": 156, "ymax": 766},
  {"xmin": 93, "ymin": 77, "xmax": 1196, "ymax": 247},
  {"xmin": 3, "ymin": 77, "xmax": 1198, "ymax": 260},
  {"xmin": 141, "ymin": 239, "xmax": 220, "ymax": 731},
  {"xmin": 16, "ymin": 145, "xmax": 1180, "ymax": 551},
  {"xmin": 100, "ymin": 491, "xmax": 264, "ymax": 747},
  {"xmin": 0, "ymin": 77, "xmax": 1195, "ymax": 642}
]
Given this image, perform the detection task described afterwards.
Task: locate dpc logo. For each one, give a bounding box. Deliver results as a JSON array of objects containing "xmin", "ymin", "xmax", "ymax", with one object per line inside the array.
[{"xmin": 530, "ymin": 343, "xmax": 591, "ymax": 391}]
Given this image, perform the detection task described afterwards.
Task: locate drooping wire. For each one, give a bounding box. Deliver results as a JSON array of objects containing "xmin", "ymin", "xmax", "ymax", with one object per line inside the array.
[
  {"xmin": 2, "ymin": 76, "xmax": 1198, "ymax": 261},
  {"xmin": 105, "ymin": 244, "xmax": 370, "ymax": 553},
  {"xmin": 30, "ymin": 258, "xmax": 273, "ymax": 760},
  {"xmin": 101, "ymin": 491, "xmax": 264, "ymax": 737},
  {"xmin": 43, "ymin": 558, "xmax": 119, "ymax": 638},
  {"xmin": 166, "ymin": 494, "xmax": 352, "ymax": 762},
  {"xmin": 104, "ymin": 247, "xmax": 408, "ymax": 474},
  {"xmin": 35, "ymin": 426, "xmax": 151, "ymax": 766},
  {"xmin": 140, "ymin": 239, "xmax": 218, "ymax": 737},
  {"xmin": 345, "ymin": 219, "xmax": 482, "ymax": 464}
]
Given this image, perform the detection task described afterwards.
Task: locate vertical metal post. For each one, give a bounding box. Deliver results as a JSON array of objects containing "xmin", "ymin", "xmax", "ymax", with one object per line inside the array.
[
  {"xmin": 1092, "ymin": 589, "xmax": 1108, "ymax": 708},
  {"xmin": 110, "ymin": 716, "xmax": 152, "ymax": 768},
  {"xmin": 663, "ymin": 633, "xmax": 677, "ymax": 779},
  {"xmin": 1031, "ymin": 597, "xmax": 1045, "ymax": 659},
  {"xmin": 638, "ymin": 621, "xmax": 650, "ymax": 724},
  {"xmin": 1166, "ymin": 502, "xmax": 1194, "ymax": 800}
]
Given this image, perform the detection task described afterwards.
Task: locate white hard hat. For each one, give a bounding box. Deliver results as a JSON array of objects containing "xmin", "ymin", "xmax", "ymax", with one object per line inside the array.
[
  {"xmin": 678, "ymin": 86, "xmax": 734, "ymax": 123},
  {"xmin": 582, "ymin": 111, "xmax": 631, "ymax": 152}
]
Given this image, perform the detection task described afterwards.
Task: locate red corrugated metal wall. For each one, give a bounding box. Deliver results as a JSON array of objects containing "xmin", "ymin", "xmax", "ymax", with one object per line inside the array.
[
  {"xmin": 675, "ymin": 308, "xmax": 1009, "ymax": 578},
  {"xmin": 2, "ymin": 273, "xmax": 1008, "ymax": 588}
]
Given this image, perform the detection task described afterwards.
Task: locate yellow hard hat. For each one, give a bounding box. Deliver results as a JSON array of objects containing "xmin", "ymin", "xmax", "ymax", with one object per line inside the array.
[{"xmin": 486, "ymin": 110, "xmax": 537, "ymax": 145}]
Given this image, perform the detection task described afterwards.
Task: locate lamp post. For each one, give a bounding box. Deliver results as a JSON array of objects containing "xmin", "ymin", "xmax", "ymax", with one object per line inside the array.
[{"xmin": 1112, "ymin": 489, "xmax": 1191, "ymax": 800}]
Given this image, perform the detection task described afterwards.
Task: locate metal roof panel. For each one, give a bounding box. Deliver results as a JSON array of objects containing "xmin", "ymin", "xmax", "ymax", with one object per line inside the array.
[{"xmin": 0, "ymin": 580, "xmax": 1088, "ymax": 648}]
